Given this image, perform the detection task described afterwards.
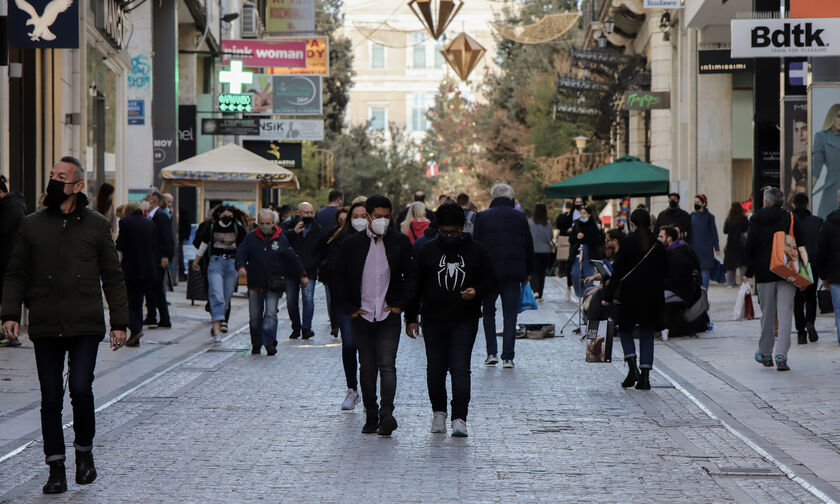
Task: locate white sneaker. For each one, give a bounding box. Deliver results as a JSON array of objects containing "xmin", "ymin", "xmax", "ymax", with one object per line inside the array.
[
  {"xmin": 430, "ymin": 411, "xmax": 447, "ymax": 433},
  {"xmin": 214, "ymin": 333, "xmax": 222, "ymax": 343},
  {"xmin": 341, "ymin": 389, "xmax": 360, "ymax": 410},
  {"xmin": 451, "ymin": 419, "xmax": 468, "ymax": 437},
  {"xmin": 661, "ymin": 329, "xmax": 669, "ymax": 341}
]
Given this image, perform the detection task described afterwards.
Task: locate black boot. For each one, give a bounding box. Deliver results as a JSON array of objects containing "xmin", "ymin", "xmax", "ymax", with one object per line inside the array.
[
  {"xmin": 75, "ymin": 450, "xmax": 97, "ymax": 485},
  {"xmin": 807, "ymin": 323, "xmax": 819, "ymax": 342},
  {"xmin": 635, "ymin": 369, "xmax": 651, "ymax": 390},
  {"xmin": 361, "ymin": 416, "xmax": 379, "ymax": 434},
  {"xmin": 43, "ymin": 460, "xmax": 67, "ymax": 494},
  {"xmin": 621, "ymin": 357, "xmax": 640, "ymax": 388},
  {"xmin": 797, "ymin": 331, "xmax": 807, "ymax": 345}
]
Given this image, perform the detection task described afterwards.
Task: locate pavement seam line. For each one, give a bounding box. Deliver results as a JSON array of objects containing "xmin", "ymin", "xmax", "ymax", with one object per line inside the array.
[
  {"xmin": 653, "ymin": 364, "xmax": 838, "ymax": 504},
  {"xmin": 0, "ymin": 320, "xmax": 254, "ymax": 465}
]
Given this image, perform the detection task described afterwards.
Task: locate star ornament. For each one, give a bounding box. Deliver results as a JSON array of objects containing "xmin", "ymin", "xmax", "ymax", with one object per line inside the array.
[
  {"xmin": 407, "ymin": 0, "xmax": 463, "ymax": 40},
  {"xmin": 440, "ymin": 32, "xmax": 486, "ymax": 81}
]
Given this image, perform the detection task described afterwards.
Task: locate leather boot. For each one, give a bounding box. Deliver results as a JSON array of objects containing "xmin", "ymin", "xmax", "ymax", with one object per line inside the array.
[
  {"xmin": 621, "ymin": 357, "xmax": 640, "ymax": 388},
  {"xmin": 635, "ymin": 369, "xmax": 651, "ymax": 390},
  {"xmin": 75, "ymin": 450, "xmax": 97, "ymax": 485},
  {"xmin": 43, "ymin": 460, "xmax": 67, "ymax": 494}
]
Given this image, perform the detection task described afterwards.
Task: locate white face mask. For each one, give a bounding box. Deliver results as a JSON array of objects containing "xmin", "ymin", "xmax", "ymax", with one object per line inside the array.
[
  {"xmin": 370, "ymin": 217, "xmax": 389, "ymax": 236},
  {"xmin": 351, "ymin": 218, "xmax": 368, "ymax": 232},
  {"xmin": 140, "ymin": 200, "xmax": 150, "ymax": 212}
]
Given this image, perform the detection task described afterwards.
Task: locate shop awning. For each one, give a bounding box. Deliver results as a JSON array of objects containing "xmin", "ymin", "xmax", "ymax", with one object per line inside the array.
[
  {"xmin": 160, "ymin": 143, "xmax": 299, "ymax": 188},
  {"xmin": 545, "ymin": 155, "xmax": 669, "ymax": 200}
]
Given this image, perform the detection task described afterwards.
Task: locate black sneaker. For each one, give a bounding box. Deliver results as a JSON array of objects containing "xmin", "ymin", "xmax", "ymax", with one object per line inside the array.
[
  {"xmin": 797, "ymin": 332, "xmax": 808, "ymax": 345},
  {"xmin": 125, "ymin": 331, "xmax": 144, "ymax": 347},
  {"xmin": 157, "ymin": 321, "xmax": 172, "ymax": 329},
  {"xmin": 289, "ymin": 330, "xmax": 300, "ymax": 340},
  {"xmin": 251, "ymin": 347, "xmax": 261, "ymax": 355},
  {"xmin": 143, "ymin": 317, "xmax": 157, "ymax": 327},
  {"xmin": 266, "ymin": 344, "xmax": 277, "ymax": 356},
  {"xmin": 377, "ymin": 415, "xmax": 398, "ymax": 436},
  {"xmin": 330, "ymin": 326, "xmax": 339, "ymax": 337},
  {"xmin": 301, "ymin": 329, "xmax": 315, "ymax": 340},
  {"xmin": 361, "ymin": 418, "xmax": 379, "ymax": 434},
  {"xmin": 807, "ymin": 323, "xmax": 819, "ymax": 342}
]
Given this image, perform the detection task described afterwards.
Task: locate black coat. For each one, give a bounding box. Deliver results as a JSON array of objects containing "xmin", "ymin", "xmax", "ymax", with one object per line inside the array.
[
  {"xmin": 0, "ymin": 191, "xmax": 26, "ymax": 300},
  {"xmin": 234, "ymin": 227, "xmax": 305, "ymax": 290},
  {"xmin": 116, "ymin": 212, "xmax": 159, "ymax": 281},
  {"xmin": 792, "ymin": 208, "xmax": 823, "ymax": 277},
  {"xmin": 602, "ymin": 232, "xmax": 667, "ymax": 330},
  {"xmin": 472, "ymin": 197, "xmax": 534, "ymax": 281},
  {"xmin": 818, "ymin": 209, "xmax": 840, "ymax": 284},
  {"xmin": 555, "ymin": 212, "xmax": 573, "ymax": 237},
  {"xmin": 332, "ymin": 229, "xmax": 414, "ymax": 316},
  {"xmin": 281, "ymin": 217, "xmax": 328, "ymax": 280},
  {"xmin": 654, "ymin": 206, "xmax": 692, "ymax": 240},
  {"xmin": 664, "ymin": 242, "xmax": 701, "ymax": 305},
  {"xmin": 151, "ymin": 209, "xmax": 175, "ymax": 261},
  {"xmin": 723, "ymin": 216, "xmax": 749, "ymax": 270},
  {"xmin": 569, "ymin": 218, "xmax": 603, "ymax": 260},
  {"xmin": 744, "ymin": 206, "xmax": 803, "ymax": 283}
]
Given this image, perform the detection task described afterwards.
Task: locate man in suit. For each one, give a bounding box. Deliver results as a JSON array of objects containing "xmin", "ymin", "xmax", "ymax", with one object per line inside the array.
[
  {"xmin": 143, "ymin": 191, "xmax": 174, "ymax": 328},
  {"xmin": 116, "ymin": 202, "xmax": 159, "ymax": 346}
]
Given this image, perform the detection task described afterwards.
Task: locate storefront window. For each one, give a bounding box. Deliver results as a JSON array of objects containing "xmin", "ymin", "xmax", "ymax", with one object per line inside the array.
[{"xmin": 86, "ymin": 43, "xmax": 118, "ymax": 195}]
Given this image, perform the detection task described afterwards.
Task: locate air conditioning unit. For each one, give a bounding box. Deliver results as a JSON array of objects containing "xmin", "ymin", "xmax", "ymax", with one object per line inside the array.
[{"xmin": 240, "ymin": 2, "xmax": 260, "ymax": 39}]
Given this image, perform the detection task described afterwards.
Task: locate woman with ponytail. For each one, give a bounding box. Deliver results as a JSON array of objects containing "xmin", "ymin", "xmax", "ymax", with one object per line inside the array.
[{"xmin": 601, "ymin": 208, "xmax": 667, "ymax": 390}]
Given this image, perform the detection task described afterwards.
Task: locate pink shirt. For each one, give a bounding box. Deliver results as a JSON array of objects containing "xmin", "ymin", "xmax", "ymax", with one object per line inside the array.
[{"xmin": 360, "ymin": 228, "xmax": 391, "ymax": 322}]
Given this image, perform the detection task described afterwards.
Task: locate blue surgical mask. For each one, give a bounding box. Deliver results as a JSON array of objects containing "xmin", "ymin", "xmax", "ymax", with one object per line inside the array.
[{"xmin": 580, "ymin": 217, "xmax": 589, "ymax": 223}]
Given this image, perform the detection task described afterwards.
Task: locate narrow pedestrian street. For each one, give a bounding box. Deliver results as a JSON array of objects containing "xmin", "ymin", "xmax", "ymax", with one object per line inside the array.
[{"xmin": 1, "ymin": 279, "xmax": 838, "ymax": 503}]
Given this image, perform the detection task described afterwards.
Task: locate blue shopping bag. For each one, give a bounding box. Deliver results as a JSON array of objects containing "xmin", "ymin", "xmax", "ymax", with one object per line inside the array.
[
  {"xmin": 519, "ymin": 283, "xmax": 538, "ymax": 313},
  {"xmin": 713, "ymin": 259, "xmax": 727, "ymax": 284}
]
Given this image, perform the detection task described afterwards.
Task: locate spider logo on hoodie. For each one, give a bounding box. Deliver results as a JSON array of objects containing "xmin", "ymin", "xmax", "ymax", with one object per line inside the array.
[{"xmin": 437, "ymin": 254, "xmax": 466, "ymax": 292}]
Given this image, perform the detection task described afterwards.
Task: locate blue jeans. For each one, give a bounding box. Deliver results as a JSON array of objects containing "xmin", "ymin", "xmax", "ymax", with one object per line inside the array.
[
  {"xmin": 286, "ymin": 277, "xmax": 316, "ymax": 331},
  {"xmin": 570, "ymin": 245, "xmax": 595, "ymax": 297},
  {"xmin": 831, "ymin": 284, "xmax": 840, "ymax": 344},
  {"xmin": 248, "ymin": 289, "xmax": 282, "ymax": 349},
  {"xmin": 619, "ymin": 323, "xmax": 655, "ymax": 369},
  {"xmin": 336, "ymin": 309, "xmax": 357, "ymax": 390},
  {"xmin": 482, "ymin": 278, "xmax": 521, "ymax": 361},
  {"xmin": 700, "ymin": 269, "xmax": 711, "ymax": 290},
  {"xmin": 207, "ymin": 256, "xmax": 238, "ymax": 322}
]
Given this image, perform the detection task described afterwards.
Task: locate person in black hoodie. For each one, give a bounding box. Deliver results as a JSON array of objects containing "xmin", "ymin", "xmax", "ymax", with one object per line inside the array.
[
  {"xmin": 791, "ymin": 192, "xmax": 823, "ymax": 344},
  {"xmin": 0, "ymin": 175, "xmax": 27, "ymax": 347},
  {"xmin": 405, "ymin": 203, "xmax": 497, "ymax": 438},
  {"xmin": 744, "ymin": 187, "xmax": 803, "ymax": 371},
  {"xmin": 817, "ymin": 189, "xmax": 840, "ymax": 345}
]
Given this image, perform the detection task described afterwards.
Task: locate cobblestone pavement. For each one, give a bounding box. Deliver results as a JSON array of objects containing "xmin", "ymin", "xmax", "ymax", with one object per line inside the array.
[{"xmin": 0, "ymin": 279, "xmax": 838, "ymax": 503}]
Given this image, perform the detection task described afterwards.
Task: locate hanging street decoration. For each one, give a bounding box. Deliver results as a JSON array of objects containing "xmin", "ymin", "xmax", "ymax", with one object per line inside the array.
[
  {"xmin": 440, "ymin": 32, "xmax": 486, "ymax": 81},
  {"xmin": 407, "ymin": 0, "xmax": 463, "ymax": 40},
  {"xmin": 490, "ymin": 13, "xmax": 580, "ymax": 45}
]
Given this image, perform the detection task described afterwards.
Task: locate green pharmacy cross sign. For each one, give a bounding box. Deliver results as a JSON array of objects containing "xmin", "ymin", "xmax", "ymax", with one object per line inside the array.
[
  {"xmin": 219, "ymin": 94, "xmax": 252, "ymax": 112},
  {"xmin": 220, "ymin": 60, "xmax": 253, "ymax": 94}
]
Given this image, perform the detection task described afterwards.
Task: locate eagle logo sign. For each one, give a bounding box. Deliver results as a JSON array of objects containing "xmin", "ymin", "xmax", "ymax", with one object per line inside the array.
[
  {"xmin": 14, "ymin": 0, "xmax": 74, "ymax": 42},
  {"xmin": 437, "ymin": 254, "xmax": 466, "ymax": 292}
]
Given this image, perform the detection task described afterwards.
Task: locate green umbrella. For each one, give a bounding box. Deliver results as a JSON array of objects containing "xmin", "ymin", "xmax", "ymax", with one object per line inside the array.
[{"xmin": 545, "ymin": 155, "xmax": 670, "ymax": 199}]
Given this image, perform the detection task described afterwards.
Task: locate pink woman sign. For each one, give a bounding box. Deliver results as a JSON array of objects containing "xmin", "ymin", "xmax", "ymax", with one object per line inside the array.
[{"xmin": 221, "ymin": 39, "xmax": 307, "ymax": 69}]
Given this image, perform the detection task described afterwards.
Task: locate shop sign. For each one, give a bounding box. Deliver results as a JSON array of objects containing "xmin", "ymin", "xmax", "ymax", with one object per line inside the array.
[
  {"xmin": 218, "ymin": 94, "xmax": 252, "ymax": 113},
  {"xmin": 127, "ymin": 99, "xmax": 144, "ymax": 125},
  {"xmin": 95, "ymin": 0, "xmax": 128, "ymax": 50},
  {"xmin": 698, "ymin": 50, "xmax": 752, "ymax": 74},
  {"xmin": 264, "ymin": 37, "xmax": 329, "ymax": 76},
  {"xmin": 221, "ymin": 39, "xmax": 307, "ymax": 68},
  {"xmin": 731, "ymin": 18, "xmax": 840, "ymax": 58},
  {"xmin": 243, "ymin": 140, "xmax": 302, "ymax": 170},
  {"xmin": 179, "ymin": 105, "xmax": 197, "ymax": 161},
  {"xmin": 265, "ymin": 0, "xmax": 315, "ymax": 33},
  {"xmin": 272, "ymin": 76, "xmax": 322, "ymax": 115},
  {"xmin": 242, "ymin": 119, "xmax": 324, "ymax": 141},
  {"xmin": 643, "ymin": 0, "xmax": 683, "ymax": 8},
  {"xmin": 9, "ymin": 0, "xmax": 79, "ymax": 48},
  {"xmin": 201, "ymin": 118, "xmax": 261, "ymax": 136},
  {"xmin": 621, "ymin": 91, "xmax": 670, "ymax": 110}
]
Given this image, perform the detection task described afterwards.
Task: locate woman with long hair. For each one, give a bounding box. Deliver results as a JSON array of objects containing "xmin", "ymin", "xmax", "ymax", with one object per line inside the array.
[
  {"xmin": 529, "ymin": 203, "xmax": 554, "ymax": 299},
  {"xmin": 192, "ymin": 204, "xmax": 248, "ymax": 342},
  {"xmin": 322, "ymin": 206, "xmax": 350, "ymax": 337},
  {"xmin": 324, "ymin": 202, "xmax": 369, "ymax": 410},
  {"xmin": 602, "ymin": 208, "xmax": 667, "ymax": 390},
  {"xmin": 401, "ymin": 201, "xmax": 430, "ymax": 244},
  {"xmin": 812, "ymin": 103, "xmax": 840, "ymax": 216},
  {"xmin": 723, "ymin": 201, "xmax": 749, "ymax": 287}
]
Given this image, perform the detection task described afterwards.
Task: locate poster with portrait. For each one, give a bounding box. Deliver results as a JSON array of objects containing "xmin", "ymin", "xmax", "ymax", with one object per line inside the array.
[
  {"xmin": 782, "ymin": 98, "xmax": 808, "ymax": 202},
  {"xmin": 809, "ymin": 84, "xmax": 840, "ymax": 218}
]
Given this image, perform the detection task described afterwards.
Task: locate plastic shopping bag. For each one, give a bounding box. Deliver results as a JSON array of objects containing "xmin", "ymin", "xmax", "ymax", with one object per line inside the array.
[
  {"xmin": 518, "ymin": 283, "xmax": 538, "ymax": 313},
  {"xmin": 732, "ymin": 282, "xmax": 749, "ymax": 320}
]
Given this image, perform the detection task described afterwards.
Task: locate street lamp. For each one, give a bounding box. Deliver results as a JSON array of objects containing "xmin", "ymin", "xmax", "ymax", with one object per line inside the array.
[
  {"xmin": 597, "ymin": 32, "xmax": 607, "ymax": 48},
  {"xmin": 574, "ymin": 135, "xmax": 588, "ymax": 154},
  {"xmin": 604, "ymin": 18, "xmax": 615, "ymax": 34}
]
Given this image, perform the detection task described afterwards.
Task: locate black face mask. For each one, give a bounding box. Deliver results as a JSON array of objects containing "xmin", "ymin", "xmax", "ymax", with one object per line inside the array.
[
  {"xmin": 220, "ymin": 215, "xmax": 233, "ymax": 225},
  {"xmin": 44, "ymin": 179, "xmax": 72, "ymax": 209},
  {"xmin": 694, "ymin": 204, "xmax": 702, "ymax": 211},
  {"xmin": 669, "ymin": 200, "xmax": 678, "ymax": 209},
  {"xmin": 440, "ymin": 233, "xmax": 464, "ymax": 249},
  {"xmin": 302, "ymin": 217, "xmax": 315, "ymax": 225}
]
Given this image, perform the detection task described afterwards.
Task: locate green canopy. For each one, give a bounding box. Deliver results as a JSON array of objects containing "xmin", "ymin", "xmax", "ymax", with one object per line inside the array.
[{"xmin": 545, "ymin": 155, "xmax": 670, "ymax": 199}]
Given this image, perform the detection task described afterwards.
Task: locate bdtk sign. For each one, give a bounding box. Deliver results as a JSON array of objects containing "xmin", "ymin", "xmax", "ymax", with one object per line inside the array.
[{"xmin": 731, "ymin": 18, "xmax": 840, "ymax": 57}]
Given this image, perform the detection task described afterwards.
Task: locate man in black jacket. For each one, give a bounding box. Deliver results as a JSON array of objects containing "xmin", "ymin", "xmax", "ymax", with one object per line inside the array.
[
  {"xmin": 405, "ymin": 203, "xmax": 497, "ymax": 437},
  {"xmin": 0, "ymin": 174, "xmax": 26, "ymax": 347},
  {"xmin": 144, "ymin": 191, "xmax": 174, "ymax": 328},
  {"xmin": 2, "ymin": 157, "xmax": 128, "ymax": 494},
  {"xmin": 817, "ymin": 189, "xmax": 840, "ymax": 345},
  {"xmin": 654, "ymin": 192, "xmax": 692, "ymax": 240},
  {"xmin": 658, "ymin": 226, "xmax": 707, "ymax": 337},
  {"xmin": 333, "ymin": 195, "xmax": 414, "ymax": 436},
  {"xmin": 282, "ymin": 202, "xmax": 326, "ymax": 340},
  {"xmin": 745, "ymin": 187, "xmax": 803, "ymax": 371},
  {"xmin": 791, "ymin": 192, "xmax": 823, "ymax": 344},
  {"xmin": 116, "ymin": 202, "xmax": 159, "ymax": 347}
]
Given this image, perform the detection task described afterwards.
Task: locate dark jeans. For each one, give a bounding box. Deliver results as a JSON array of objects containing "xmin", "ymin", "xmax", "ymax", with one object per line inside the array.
[
  {"xmin": 145, "ymin": 266, "xmax": 171, "ymax": 324},
  {"xmin": 125, "ymin": 277, "xmax": 152, "ymax": 336},
  {"xmin": 793, "ymin": 283, "xmax": 817, "ymax": 333},
  {"xmin": 285, "ymin": 276, "xmax": 315, "ymax": 331},
  {"xmin": 422, "ymin": 318, "xmax": 478, "ymax": 421},
  {"xmin": 33, "ymin": 336, "xmax": 101, "ymax": 463},
  {"xmin": 531, "ymin": 252, "xmax": 554, "ymax": 297},
  {"xmin": 352, "ymin": 312, "xmax": 401, "ymax": 419},
  {"xmin": 248, "ymin": 289, "xmax": 282, "ymax": 349},
  {"xmin": 618, "ymin": 323, "xmax": 655, "ymax": 369},
  {"xmin": 482, "ymin": 278, "xmax": 521, "ymax": 361},
  {"xmin": 336, "ymin": 309, "xmax": 357, "ymax": 390},
  {"xmin": 324, "ymin": 284, "xmax": 337, "ymax": 332}
]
